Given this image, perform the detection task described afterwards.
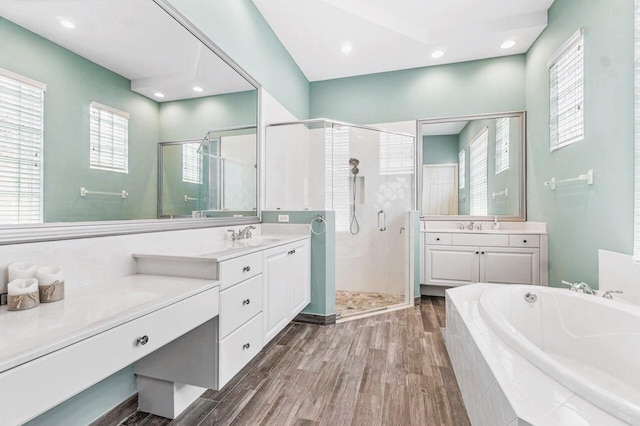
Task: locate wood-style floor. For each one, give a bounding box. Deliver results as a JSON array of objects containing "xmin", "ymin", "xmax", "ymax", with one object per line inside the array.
[{"xmin": 92, "ymin": 297, "xmax": 470, "ymax": 426}]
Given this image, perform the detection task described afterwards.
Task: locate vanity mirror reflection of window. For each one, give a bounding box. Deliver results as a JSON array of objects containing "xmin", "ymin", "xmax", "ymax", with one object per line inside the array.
[
  {"xmin": 420, "ymin": 111, "xmax": 525, "ymax": 220},
  {"xmin": 0, "ymin": 0, "xmax": 258, "ymax": 226}
]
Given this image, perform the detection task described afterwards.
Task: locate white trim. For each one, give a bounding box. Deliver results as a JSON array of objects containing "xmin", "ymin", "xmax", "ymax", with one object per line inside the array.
[
  {"xmin": 0, "ymin": 68, "xmax": 46, "ymax": 91},
  {"xmin": 90, "ymin": 101, "xmax": 130, "ymax": 119},
  {"xmin": 547, "ymin": 28, "xmax": 584, "ymax": 69}
]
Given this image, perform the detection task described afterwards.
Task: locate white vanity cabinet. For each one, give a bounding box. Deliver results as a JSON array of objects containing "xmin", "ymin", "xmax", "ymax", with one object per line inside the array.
[
  {"xmin": 423, "ymin": 232, "xmax": 547, "ymax": 287},
  {"xmin": 263, "ymin": 239, "xmax": 311, "ymax": 342}
]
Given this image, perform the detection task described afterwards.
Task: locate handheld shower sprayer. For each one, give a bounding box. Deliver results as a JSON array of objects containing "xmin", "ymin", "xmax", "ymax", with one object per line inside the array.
[
  {"xmin": 349, "ymin": 158, "xmax": 360, "ymax": 235},
  {"xmin": 349, "ymin": 158, "xmax": 360, "ymax": 175}
]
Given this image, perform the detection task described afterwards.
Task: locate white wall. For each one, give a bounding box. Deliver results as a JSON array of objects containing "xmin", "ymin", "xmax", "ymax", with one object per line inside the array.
[{"xmin": 599, "ymin": 250, "xmax": 640, "ymax": 306}]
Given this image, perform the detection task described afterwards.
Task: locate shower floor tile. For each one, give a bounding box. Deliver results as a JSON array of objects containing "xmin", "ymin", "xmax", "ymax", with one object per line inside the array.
[{"xmin": 335, "ymin": 290, "xmax": 405, "ymax": 318}]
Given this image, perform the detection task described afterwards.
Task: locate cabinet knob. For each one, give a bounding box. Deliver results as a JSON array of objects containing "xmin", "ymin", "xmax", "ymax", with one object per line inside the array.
[
  {"xmin": 243, "ymin": 298, "xmax": 251, "ymax": 306},
  {"xmin": 475, "ymin": 251, "xmax": 479, "ymax": 254},
  {"xmin": 288, "ymin": 249, "xmax": 296, "ymax": 255},
  {"xmin": 242, "ymin": 343, "xmax": 251, "ymax": 350},
  {"xmin": 137, "ymin": 335, "xmax": 149, "ymax": 346},
  {"xmin": 523, "ymin": 240, "xmax": 527, "ymax": 243},
  {"xmin": 436, "ymin": 238, "xmax": 440, "ymax": 241},
  {"xmin": 243, "ymin": 266, "xmax": 251, "ymax": 272},
  {"xmin": 481, "ymin": 251, "xmax": 485, "ymax": 255}
]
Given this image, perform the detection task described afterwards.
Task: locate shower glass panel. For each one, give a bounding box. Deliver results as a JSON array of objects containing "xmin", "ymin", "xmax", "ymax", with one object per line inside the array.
[{"xmin": 265, "ymin": 120, "xmax": 415, "ymax": 319}]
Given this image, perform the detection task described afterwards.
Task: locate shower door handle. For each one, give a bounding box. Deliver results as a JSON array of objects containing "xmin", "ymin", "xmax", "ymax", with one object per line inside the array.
[{"xmin": 378, "ymin": 210, "xmax": 387, "ymax": 232}]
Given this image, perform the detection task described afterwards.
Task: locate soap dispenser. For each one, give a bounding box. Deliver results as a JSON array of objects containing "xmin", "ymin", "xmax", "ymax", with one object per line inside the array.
[{"xmin": 492, "ymin": 216, "xmax": 500, "ymax": 230}]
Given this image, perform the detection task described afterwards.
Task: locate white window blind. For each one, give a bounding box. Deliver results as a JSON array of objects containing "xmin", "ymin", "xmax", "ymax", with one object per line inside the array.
[
  {"xmin": 549, "ymin": 29, "xmax": 584, "ymax": 152},
  {"xmin": 634, "ymin": 0, "xmax": 640, "ymax": 261},
  {"xmin": 495, "ymin": 118, "xmax": 510, "ymax": 174},
  {"xmin": 90, "ymin": 101, "xmax": 129, "ymax": 173},
  {"xmin": 329, "ymin": 127, "xmax": 350, "ymax": 232},
  {"xmin": 182, "ymin": 143, "xmax": 202, "ymax": 184},
  {"xmin": 469, "ymin": 128, "xmax": 488, "ymax": 216},
  {"xmin": 0, "ymin": 69, "xmax": 45, "ymax": 224},
  {"xmin": 458, "ymin": 149, "xmax": 465, "ymax": 189},
  {"xmin": 380, "ymin": 132, "xmax": 414, "ymax": 175}
]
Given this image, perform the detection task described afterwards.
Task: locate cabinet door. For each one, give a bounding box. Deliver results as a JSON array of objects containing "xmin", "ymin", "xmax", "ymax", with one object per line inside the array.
[
  {"xmin": 424, "ymin": 245, "xmax": 480, "ymax": 287},
  {"xmin": 290, "ymin": 240, "xmax": 310, "ymax": 316},
  {"xmin": 263, "ymin": 247, "xmax": 292, "ymax": 343},
  {"xmin": 480, "ymin": 247, "xmax": 539, "ymax": 285}
]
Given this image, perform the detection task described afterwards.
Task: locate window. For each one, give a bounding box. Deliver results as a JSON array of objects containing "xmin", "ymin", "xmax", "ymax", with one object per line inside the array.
[
  {"xmin": 0, "ymin": 69, "xmax": 45, "ymax": 224},
  {"xmin": 634, "ymin": 0, "xmax": 640, "ymax": 261},
  {"xmin": 182, "ymin": 143, "xmax": 202, "ymax": 184},
  {"xmin": 549, "ymin": 29, "xmax": 584, "ymax": 151},
  {"xmin": 328, "ymin": 127, "xmax": 350, "ymax": 232},
  {"xmin": 89, "ymin": 102, "xmax": 129, "ymax": 173},
  {"xmin": 469, "ymin": 128, "xmax": 488, "ymax": 216},
  {"xmin": 380, "ymin": 132, "xmax": 414, "ymax": 175},
  {"xmin": 458, "ymin": 149, "xmax": 465, "ymax": 189},
  {"xmin": 495, "ymin": 118, "xmax": 510, "ymax": 174}
]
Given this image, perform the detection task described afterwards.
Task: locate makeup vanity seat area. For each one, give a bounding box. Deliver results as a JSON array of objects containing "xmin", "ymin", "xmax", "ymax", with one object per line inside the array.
[{"xmin": 0, "ymin": 275, "xmax": 219, "ymax": 426}]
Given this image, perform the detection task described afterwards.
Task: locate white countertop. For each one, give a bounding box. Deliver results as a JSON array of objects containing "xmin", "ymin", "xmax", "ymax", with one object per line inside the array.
[
  {"xmin": 133, "ymin": 234, "xmax": 310, "ymax": 262},
  {"xmin": 0, "ymin": 275, "xmax": 218, "ymax": 373},
  {"xmin": 421, "ymin": 220, "xmax": 547, "ymax": 235},
  {"xmin": 422, "ymin": 228, "xmax": 545, "ymax": 235}
]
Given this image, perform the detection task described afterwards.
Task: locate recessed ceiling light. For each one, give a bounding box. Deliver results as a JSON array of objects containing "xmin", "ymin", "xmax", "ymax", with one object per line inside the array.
[
  {"xmin": 59, "ymin": 19, "xmax": 76, "ymax": 29},
  {"xmin": 501, "ymin": 40, "xmax": 517, "ymax": 49},
  {"xmin": 193, "ymin": 86, "xmax": 204, "ymax": 93},
  {"xmin": 431, "ymin": 50, "xmax": 445, "ymax": 59},
  {"xmin": 154, "ymin": 92, "xmax": 165, "ymax": 98},
  {"xmin": 341, "ymin": 42, "xmax": 352, "ymax": 54}
]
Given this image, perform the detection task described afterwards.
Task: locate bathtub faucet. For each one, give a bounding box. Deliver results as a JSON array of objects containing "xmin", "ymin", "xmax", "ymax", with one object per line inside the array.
[{"xmin": 561, "ymin": 280, "xmax": 596, "ymax": 295}]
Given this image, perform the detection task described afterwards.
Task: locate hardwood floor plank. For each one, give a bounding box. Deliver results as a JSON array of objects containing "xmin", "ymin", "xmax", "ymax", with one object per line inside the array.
[
  {"xmin": 381, "ymin": 384, "xmax": 410, "ymax": 426},
  {"xmin": 350, "ymin": 393, "xmax": 384, "ymax": 426},
  {"xmin": 90, "ymin": 394, "xmax": 138, "ymax": 426}
]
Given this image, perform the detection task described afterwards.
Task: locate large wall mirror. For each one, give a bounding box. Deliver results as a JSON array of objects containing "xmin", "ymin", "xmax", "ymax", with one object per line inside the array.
[
  {"xmin": 419, "ymin": 111, "xmax": 526, "ymax": 221},
  {"xmin": 0, "ymin": 0, "xmax": 259, "ymax": 241}
]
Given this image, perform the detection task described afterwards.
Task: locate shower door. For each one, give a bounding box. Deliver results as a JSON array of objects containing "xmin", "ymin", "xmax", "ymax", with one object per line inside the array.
[{"xmin": 332, "ymin": 124, "xmax": 413, "ymax": 315}]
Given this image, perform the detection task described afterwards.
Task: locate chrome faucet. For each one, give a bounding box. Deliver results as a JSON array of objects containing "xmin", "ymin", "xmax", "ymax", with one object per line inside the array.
[
  {"xmin": 468, "ymin": 221, "xmax": 475, "ymax": 230},
  {"xmin": 602, "ymin": 290, "xmax": 624, "ymax": 299},
  {"xmin": 239, "ymin": 225, "xmax": 256, "ymax": 240},
  {"xmin": 456, "ymin": 222, "xmax": 465, "ymax": 230},
  {"xmin": 561, "ymin": 280, "xmax": 596, "ymax": 295},
  {"xmin": 227, "ymin": 229, "xmax": 239, "ymax": 241}
]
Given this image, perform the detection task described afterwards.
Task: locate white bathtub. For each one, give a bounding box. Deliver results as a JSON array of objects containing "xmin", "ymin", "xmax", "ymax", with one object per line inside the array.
[{"xmin": 479, "ymin": 285, "xmax": 640, "ymax": 425}]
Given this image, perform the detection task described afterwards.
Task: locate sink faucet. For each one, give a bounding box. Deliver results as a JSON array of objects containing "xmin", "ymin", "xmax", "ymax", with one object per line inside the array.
[
  {"xmin": 456, "ymin": 222, "xmax": 465, "ymax": 230},
  {"xmin": 239, "ymin": 225, "xmax": 256, "ymax": 240},
  {"xmin": 561, "ymin": 280, "xmax": 596, "ymax": 295},
  {"xmin": 227, "ymin": 229, "xmax": 239, "ymax": 241},
  {"xmin": 468, "ymin": 221, "xmax": 475, "ymax": 230},
  {"xmin": 602, "ymin": 290, "xmax": 624, "ymax": 299}
]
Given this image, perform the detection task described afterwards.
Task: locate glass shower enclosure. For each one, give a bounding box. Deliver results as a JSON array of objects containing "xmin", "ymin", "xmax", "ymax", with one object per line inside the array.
[{"xmin": 265, "ymin": 120, "xmax": 415, "ymax": 319}]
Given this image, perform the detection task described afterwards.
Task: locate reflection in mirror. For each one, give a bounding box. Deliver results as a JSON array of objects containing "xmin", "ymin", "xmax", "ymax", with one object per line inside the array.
[
  {"xmin": 158, "ymin": 126, "xmax": 257, "ymax": 218},
  {"xmin": 420, "ymin": 112, "xmax": 524, "ymax": 219},
  {"xmin": 0, "ymin": 0, "xmax": 258, "ymax": 225}
]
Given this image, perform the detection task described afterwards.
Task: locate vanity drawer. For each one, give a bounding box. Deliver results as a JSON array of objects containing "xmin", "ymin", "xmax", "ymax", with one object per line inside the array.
[
  {"xmin": 219, "ymin": 274, "xmax": 263, "ymax": 338},
  {"xmin": 425, "ymin": 233, "xmax": 452, "ymax": 245},
  {"xmin": 218, "ymin": 252, "xmax": 263, "ymax": 290},
  {"xmin": 509, "ymin": 235, "xmax": 540, "ymax": 248},
  {"xmin": 219, "ymin": 312, "xmax": 263, "ymax": 388},
  {"xmin": 451, "ymin": 233, "xmax": 509, "ymax": 247},
  {"xmin": 0, "ymin": 287, "xmax": 219, "ymax": 426}
]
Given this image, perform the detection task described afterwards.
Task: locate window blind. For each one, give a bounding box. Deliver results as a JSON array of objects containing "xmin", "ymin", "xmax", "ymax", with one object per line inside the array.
[
  {"xmin": 469, "ymin": 128, "xmax": 488, "ymax": 216},
  {"xmin": 380, "ymin": 132, "xmax": 414, "ymax": 175},
  {"xmin": 90, "ymin": 101, "xmax": 129, "ymax": 173},
  {"xmin": 549, "ymin": 28, "xmax": 584, "ymax": 152},
  {"xmin": 182, "ymin": 143, "xmax": 202, "ymax": 184},
  {"xmin": 0, "ymin": 69, "xmax": 45, "ymax": 224},
  {"xmin": 495, "ymin": 118, "xmax": 510, "ymax": 174},
  {"xmin": 634, "ymin": 0, "xmax": 640, "ymax": 262},
  {"xmin": 458, "ymin": 149, "xmax": 465, "ymax": 189},
  {"xmin": 329, "ymin": 127, "xmax": 350, "ymax": 232}
]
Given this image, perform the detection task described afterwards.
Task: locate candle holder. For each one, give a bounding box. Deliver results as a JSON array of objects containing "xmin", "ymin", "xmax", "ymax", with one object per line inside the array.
[
  {"xmin": 39, "ymin": 280, "xmax": 65, "ymax": 303},
  {"xmin": 7, "ymin": 278, "xmax": 40, "ymax": 311}
]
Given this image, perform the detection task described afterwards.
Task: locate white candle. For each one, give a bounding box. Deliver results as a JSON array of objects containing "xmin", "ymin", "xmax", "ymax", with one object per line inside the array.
[
  {"xmin": 8, "ymin": 262, "xmax": 37, "ymax": 282},
  {"xmin": 7, "ymin": 278, "xmax": 38, "ymax": 295},
  {"xmin": 36, "ymin": 266, "xmax": 64, "ymax": 287}
]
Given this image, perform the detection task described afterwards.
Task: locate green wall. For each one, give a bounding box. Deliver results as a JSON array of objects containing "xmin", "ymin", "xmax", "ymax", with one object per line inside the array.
[
  {"xmin": 525, "ymin": 0, "xmax": 634, "ymax": 288},
  {"xmin": 310, "ymin": 55, "xmax": 526, "ymax": 124},
  {"xmin": 168, "ymin": 0, "xmax": 310, "ymax": 119},
  {"xmin": 422, "ymin": 135, "xmax": 459, "ymax": 165},
  {"xmin": 0, "ymin": 17, "xmax": 159, "ymax": 222}
]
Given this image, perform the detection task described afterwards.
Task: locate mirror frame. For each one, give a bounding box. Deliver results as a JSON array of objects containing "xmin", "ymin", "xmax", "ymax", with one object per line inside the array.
[
  {"xmin": 417, "ymin": 111, "xmax": 527, "ymax": 222},
  {"xmin": 0, "ymin": 0, "xmax": 262, "ymax": 245}
]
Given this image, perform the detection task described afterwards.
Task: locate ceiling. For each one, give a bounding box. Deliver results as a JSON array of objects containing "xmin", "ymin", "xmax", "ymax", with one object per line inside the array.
[
  {"xmin": 252, "ymin": 0, "xmax": 554, "ymax": 81},
  {"xmin": 422, "ymin": 121, "xmax": 469, "ymax": 137},
  {"xmin": 0, "ymin": 0, "xmax": 255, "ymax": 102}
]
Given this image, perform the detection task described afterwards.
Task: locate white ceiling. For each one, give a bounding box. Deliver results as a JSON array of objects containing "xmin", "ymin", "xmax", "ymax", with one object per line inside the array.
[
  {"xmin": 252, "ymin": 0, "xmax": 554, "ymax": 81},
  {"xmin": 0, "ymin": 0, "xmax": 254, "ymax": 102},
  {"xmin": 422, "ymin": 121, "xmax": 469, "ymax": 137}
]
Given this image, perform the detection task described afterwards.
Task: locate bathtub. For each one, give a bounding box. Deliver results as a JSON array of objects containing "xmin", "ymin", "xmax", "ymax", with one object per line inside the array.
[{"xmin": 479, "ymin": 285, "xmax": 640, "ymax": 425}]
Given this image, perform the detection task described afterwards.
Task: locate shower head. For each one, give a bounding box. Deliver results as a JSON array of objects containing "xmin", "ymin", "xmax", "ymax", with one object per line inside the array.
[{"xmin": 349, "ymin": 158, "xmax": 360, "ymax": 175}]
